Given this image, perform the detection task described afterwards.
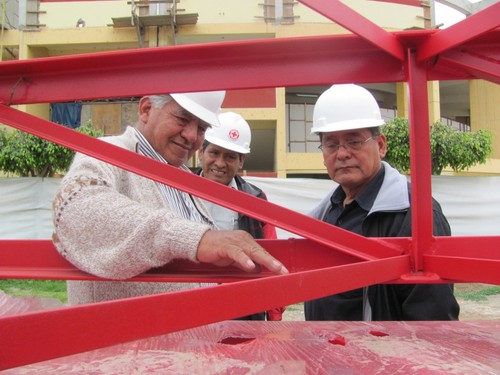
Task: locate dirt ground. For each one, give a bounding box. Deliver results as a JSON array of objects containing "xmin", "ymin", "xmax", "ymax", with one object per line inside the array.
[{"xmin": 282, "ymin": 283, "xmax": 500, "ymax": 321}]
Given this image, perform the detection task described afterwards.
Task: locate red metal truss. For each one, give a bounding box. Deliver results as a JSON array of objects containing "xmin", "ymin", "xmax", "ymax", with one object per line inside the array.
[
  {"xmin": 0, "ymin": 34, "xmax": 406, "ymax": 105},
  {"xmin": 438, "ymin": 49, "xmax": 500, "ymax": 85},
  {"xmin": 1, "ymin": 255, "xmax": 411, "ymax": 369},
  {"xmin": 1, "ymin": 0, "xmax": 499, "ymax": 370},
  {"xmin": 1, "ymin": 30, "xmax": 497, "ymax": 105},
  {"xmin": 407, "ymin": 48, "xmax": 434, "ymax": 272},
  {"xmin": 0, "ymin": 238, "xmax": 392, "ymax": 282},
  {"xmin": 0, "ymin": 105, "xmax": 402, "ymax": 260},
  {"xmin": 417, "ymin": 2, "xmax": 500, "ymax": 62}
]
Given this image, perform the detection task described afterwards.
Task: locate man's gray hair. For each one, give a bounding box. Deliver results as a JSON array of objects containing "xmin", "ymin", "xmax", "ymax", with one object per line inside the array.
[{"xmin": 148, "ymin": 95, "xmax": 173, "ymax": 108}]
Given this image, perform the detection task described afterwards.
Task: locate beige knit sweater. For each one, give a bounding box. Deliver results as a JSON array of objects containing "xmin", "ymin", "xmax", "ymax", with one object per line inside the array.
[{"xmin": 52, "ymin": 127, "xmax": 211, "ymax": 305}]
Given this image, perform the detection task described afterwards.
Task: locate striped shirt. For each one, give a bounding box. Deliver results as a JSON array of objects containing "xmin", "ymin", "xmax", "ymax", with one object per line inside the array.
[{"xmin": 133, "ymin": 128, "xmax": 213, "ymax": 227}]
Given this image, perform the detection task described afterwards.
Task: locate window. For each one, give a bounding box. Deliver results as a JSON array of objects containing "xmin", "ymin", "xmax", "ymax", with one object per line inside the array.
[
  {"xmin": 262, "ymin": 0, "xmax": 297, "ymax": 25},
  {"xmin": 286, "ymin": 103, "xmax": 320, "ymax": 153}
]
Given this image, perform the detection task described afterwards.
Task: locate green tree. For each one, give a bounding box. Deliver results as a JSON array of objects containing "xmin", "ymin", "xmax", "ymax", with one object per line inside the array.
[
  {"xmin": 382, "ymin": 117, "xmax": 493, "ymax": 175},
  {"xmin": 0, "ymin": 121, "xmax": 103, "ymax": 177}
]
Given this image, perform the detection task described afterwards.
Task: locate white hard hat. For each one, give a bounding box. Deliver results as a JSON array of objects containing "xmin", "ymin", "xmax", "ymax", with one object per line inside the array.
[
  {"xmin": 204, "ymin": 112, "xmax": 251, "ymax": 154},
  {"xmin": 171, "ymin": 90, "xmax": 226, "ymax": 128},
  {"xmin": 311, "ymin": 84, "xmax": 384, "ymax": 134}
]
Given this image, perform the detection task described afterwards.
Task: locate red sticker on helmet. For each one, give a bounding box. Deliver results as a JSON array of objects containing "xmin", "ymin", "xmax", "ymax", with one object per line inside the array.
[{"xmin": 229, "ymin": 129, "xmax": 240, "ymax": 140}]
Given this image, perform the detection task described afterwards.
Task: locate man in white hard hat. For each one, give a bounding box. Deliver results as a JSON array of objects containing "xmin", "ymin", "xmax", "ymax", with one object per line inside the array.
[
  {"xmin": 52, "ymin": 93, "xmax": 288, "ymax": 305},
  {"xmin": 305, "ymin": 84, "xmax": 459, "ymax": 321},
  {"xmin": 197, "ymin": 111, "xmax": 285, "ymax": 321}
]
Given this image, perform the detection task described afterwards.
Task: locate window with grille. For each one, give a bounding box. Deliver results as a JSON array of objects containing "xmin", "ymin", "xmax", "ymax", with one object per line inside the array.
[
  {"xmin": 286, "ymin": 103, "xmax": 320, "ymax": 153},
  {"xmin": 262, "ymin": 0, "xmax": 297, "ymax": 25}
]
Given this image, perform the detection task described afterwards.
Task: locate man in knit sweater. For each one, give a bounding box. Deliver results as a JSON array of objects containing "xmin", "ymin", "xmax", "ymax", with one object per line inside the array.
[{"xmin": 52, "ymin": 91, "xmax": 288, "ymax": 306}]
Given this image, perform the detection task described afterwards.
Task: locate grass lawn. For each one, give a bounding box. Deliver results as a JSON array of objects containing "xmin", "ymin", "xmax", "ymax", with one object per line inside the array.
[
  {"xmin": 455, "ymin": 283, "xmax": 500, "ymax": 302},
  {"xmin": 0, "ymin": 279, "xmax": 67, "ymax": 303}
]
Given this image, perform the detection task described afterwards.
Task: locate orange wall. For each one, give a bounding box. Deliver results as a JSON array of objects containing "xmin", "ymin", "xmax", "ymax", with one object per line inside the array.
[{"xmin": 223, "ymin": 88, "xmax": 276, "ymax": 108}]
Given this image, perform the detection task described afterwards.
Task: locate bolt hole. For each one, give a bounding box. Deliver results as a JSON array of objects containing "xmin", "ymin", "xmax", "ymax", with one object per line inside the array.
[
  {"xmin": 219, "ymin": 336, "xmax": 255, "ymax": 345},
  {"xmin": 369, "ymin": 330, "xmax": 389, "ymax": 337},
  {"xmin": 328, "ymin": 335, "xmax": 346, "ymax": 346}
]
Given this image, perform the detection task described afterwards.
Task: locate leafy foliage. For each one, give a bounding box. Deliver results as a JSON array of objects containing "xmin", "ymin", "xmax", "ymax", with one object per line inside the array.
[
  {"xmin": 382, "ymin": 117, "xmax": 411, "ymax": 173},
  {"xmin": 382, "ymin": 118, "xmax": 493, "ymax": 175},
  {"xmin": 0, "ymin": 121, "xmax": 103, "ymax": 177}
]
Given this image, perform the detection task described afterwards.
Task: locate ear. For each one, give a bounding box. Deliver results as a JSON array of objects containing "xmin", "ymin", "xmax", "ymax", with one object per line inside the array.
[
  {"xmin": 377, "ymin": 134, "xmax": 387, "ymax": 159},
  {"xmin": 239, "ymin": 154, "xmax": 246, "ymax": 169},
  {"xmin": 138, "ymin": 97, "xmax": 153, "ymax": 124}
]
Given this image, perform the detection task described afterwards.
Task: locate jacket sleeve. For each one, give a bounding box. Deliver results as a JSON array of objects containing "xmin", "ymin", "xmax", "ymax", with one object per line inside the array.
[
  {"xmin": 52, "ymin": 154, "xmax": 210, "ymax": 280},
  {"xmin": 400, "ymin": 284, "xmax": 459, "ymax": 320},
  {"xmin": 394, "ymin": 199, "xmax": 459, "ymax": 320}
]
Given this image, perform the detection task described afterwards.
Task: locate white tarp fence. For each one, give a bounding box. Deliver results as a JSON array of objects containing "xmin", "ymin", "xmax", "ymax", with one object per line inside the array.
[
  {"xmin": 0, "ymin": 178, "xmax": 61, "ymax": 239},
  {"xmin": 1, "ymin": 176, "xmax": 499, "ymax": 239},
  {"xmin": 245, "ymin": 176, "xmax": 500, "ymax": 238}
]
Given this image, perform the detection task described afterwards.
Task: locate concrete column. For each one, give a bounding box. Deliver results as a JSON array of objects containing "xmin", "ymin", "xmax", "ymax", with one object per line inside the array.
[
  {"xmin": 396, "ymin": 82, "xmax": 408, "ymax": 118},
  {"xmin": 470, "ymin": 80, "xmax": 500, "ymax": 159},
  {"xmin": 427, "ymin": 81, "xmax": 441, "ymax": 125},
  {"xmin": 275, "ymin": 87, "xmax": 287, "ymax": 178}
]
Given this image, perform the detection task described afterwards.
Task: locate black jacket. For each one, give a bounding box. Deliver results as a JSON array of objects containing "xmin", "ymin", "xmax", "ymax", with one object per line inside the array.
[{"xmin": 193, "ymin": 171, "xmax": 271, "ymax": 239}]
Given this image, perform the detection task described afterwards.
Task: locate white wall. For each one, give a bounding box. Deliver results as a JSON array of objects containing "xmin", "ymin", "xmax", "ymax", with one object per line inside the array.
[{"xmin": 1, "ymin": 175, "xmax": 499, "ymax": 239}]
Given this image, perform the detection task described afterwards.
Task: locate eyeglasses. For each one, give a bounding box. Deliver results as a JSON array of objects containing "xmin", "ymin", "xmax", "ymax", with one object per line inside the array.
[{"xmin": 318, "ymin": 136, "xmax": 376, "ymax": 154}]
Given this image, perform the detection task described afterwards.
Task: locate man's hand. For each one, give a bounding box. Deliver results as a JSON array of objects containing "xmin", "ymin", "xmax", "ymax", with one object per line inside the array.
[{"xmin": 196, "ymin": 230, "xmax": 289, "ymax": 275}]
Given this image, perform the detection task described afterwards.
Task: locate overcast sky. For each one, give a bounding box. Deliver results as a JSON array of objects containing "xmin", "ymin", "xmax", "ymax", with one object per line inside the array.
[{"xmin": 435, "ymin": 2, "xmax": 467, "ymax": 28}]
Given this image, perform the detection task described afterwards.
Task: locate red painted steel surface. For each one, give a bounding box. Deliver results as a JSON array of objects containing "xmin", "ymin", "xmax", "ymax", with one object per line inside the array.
[
  {"xmin": 417, "ymin": 2, "xmax": 500, "ymax": 62},
  {"xmin": 0, "ymin": 35, "xmax": 406, "ymax": 105},
  {"xmin": 439, "ymin": 49, "xmax": 500, "ymax": 85},
  {"xmin": 406, "ymin": 49, "xmax": 434, "ymax": 272},
  {"xmin": 0, "ymin": 0, "xmax": 499, "ymax": 370},
  {"xmin": 1, "ymin": 32, "xmax": 496, "ymax": 105},
  {"xmin": 0, "ymin": 238, "xmax": 372, "ymax": 282},
  {"xmin": 427, "ymin": 29, "xmax": 500, "ymax": 83},
  {"xmin": 4, "ymin": 321, "xmax": 500, "ymax": 374}
]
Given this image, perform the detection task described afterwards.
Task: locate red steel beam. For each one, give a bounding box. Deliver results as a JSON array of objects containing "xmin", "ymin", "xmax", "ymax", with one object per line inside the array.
[
  {"xmin": 426, "ymin": 28, "xmax": 500, "ymax": 82},
  {"xmin": 406, "ymin": 49, "xmax": 434, "ymax": 272},
  {"xmin": 0, "ymin": 238, "xmax": 370, "ymax": 282},
  {"xmin": 0, "ymin": 34, "xmax": 405, "ymax": 105},
  {"xmin": 438, "ymin": 50, "xmax": 500, "ymax": 85},
  {"xmin": 0, "ymin": 255, "xmax": 409, "ymax": 370},
  {"xmin": 5, "ymin": 237, "xmax": 499, "ymax": 284},
  {"xmin": 2, "ymin": 30, "xmax": 497, "ymax": 106},
  {"xmin": 425, "ymin": 255, "xmax": 500, "ymax": 285},
  {"xmin": 431, "ymin": 236, "xmax": 500, "ymax": 259},
  {"xmin": 417, "ymin": 2, "xmax": 500, "ymax": 62},
  {"xmin": 0, "ymin": 104, "xmax": 403, "ymax": 260},
  {"xmin": 299, "ymin": 0, "xmax": 405, "ymax": 61}
]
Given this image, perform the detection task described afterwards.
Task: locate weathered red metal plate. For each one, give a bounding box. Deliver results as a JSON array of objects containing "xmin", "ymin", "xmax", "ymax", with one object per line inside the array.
[{"xmin": 2, "ymin": 320, "xmax": 499, "ymax": 374}]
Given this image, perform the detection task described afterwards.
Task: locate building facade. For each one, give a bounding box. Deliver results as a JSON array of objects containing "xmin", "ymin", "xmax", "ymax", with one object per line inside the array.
[{"xmin": 1, "ymin": 0, "xmax": 499, "ymax": 176}]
